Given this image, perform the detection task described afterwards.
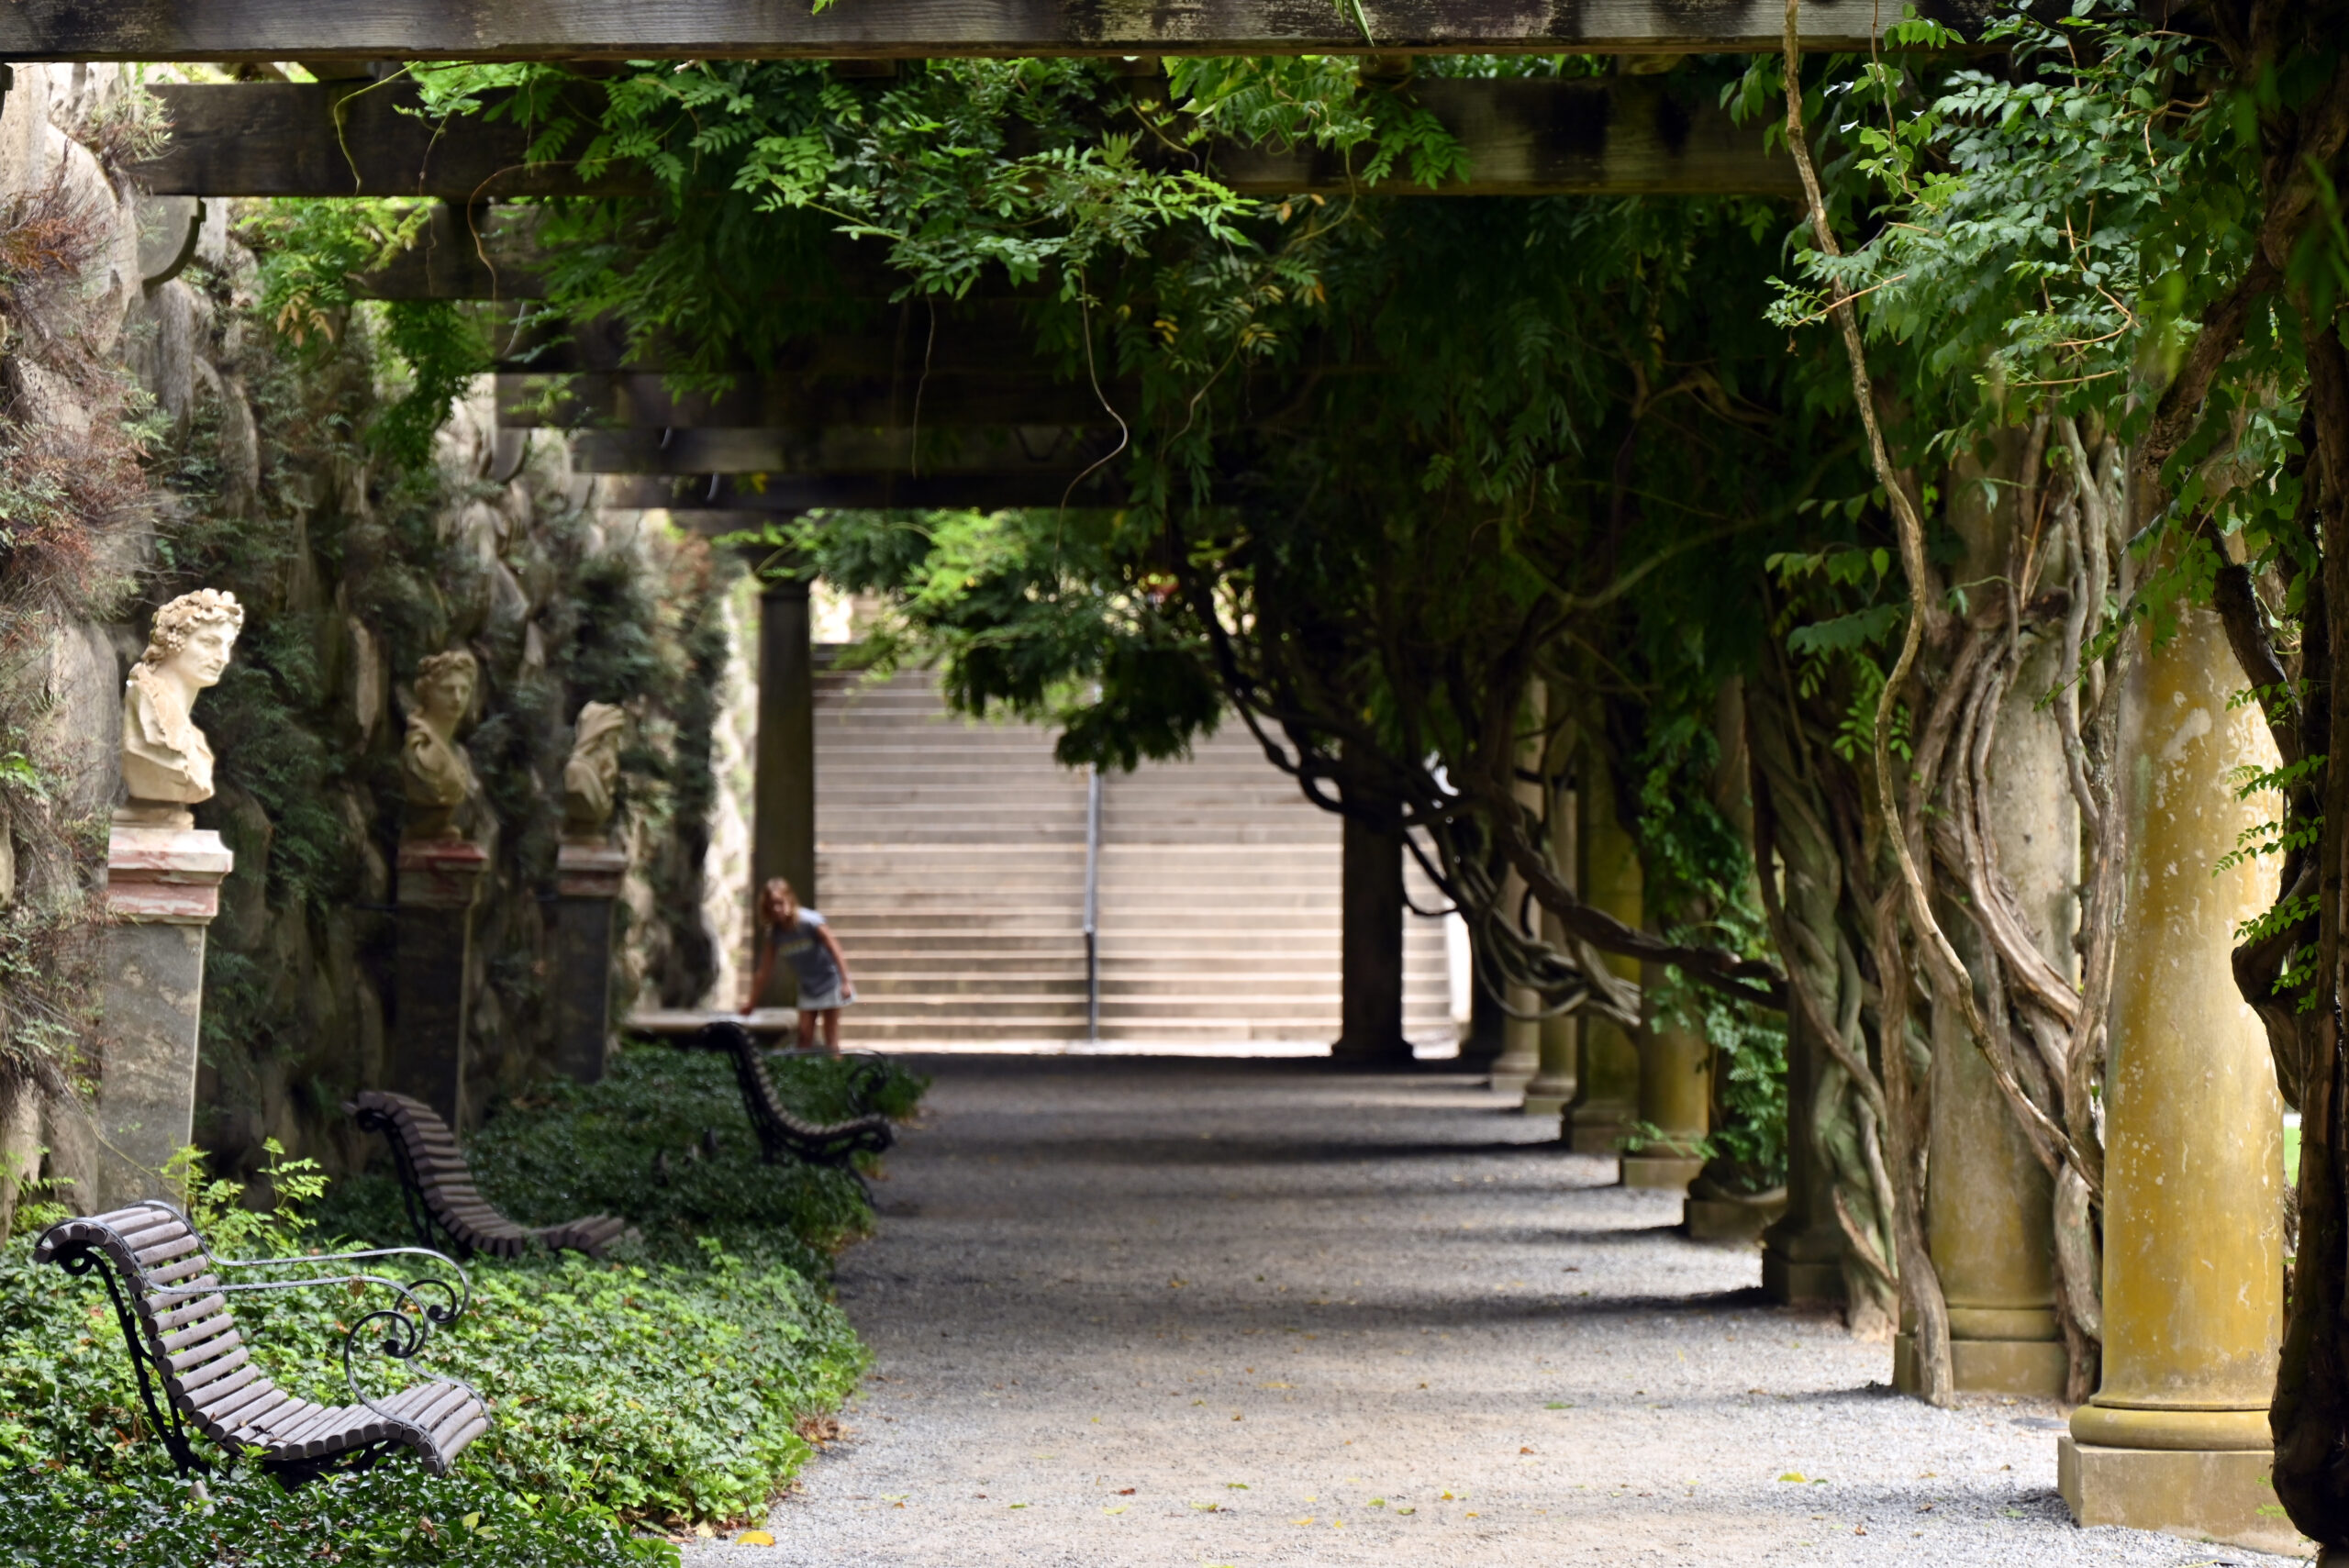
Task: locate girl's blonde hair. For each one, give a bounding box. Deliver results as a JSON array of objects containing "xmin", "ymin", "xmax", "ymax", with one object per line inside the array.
[{"xmin": 762, "ymin": 877, "xmax": 799, "ymax": 922}]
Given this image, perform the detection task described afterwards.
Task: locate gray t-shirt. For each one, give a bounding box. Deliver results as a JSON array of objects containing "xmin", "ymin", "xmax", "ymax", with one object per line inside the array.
[{"xmin": 765, "ymin": 909, "xmax": 841, "ymax": 995}]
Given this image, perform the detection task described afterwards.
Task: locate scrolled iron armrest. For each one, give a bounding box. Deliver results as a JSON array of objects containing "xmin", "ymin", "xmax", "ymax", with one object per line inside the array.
[{"xmin": 201, "ymin": 1246, "xmax": 472, "ymax": 1329}]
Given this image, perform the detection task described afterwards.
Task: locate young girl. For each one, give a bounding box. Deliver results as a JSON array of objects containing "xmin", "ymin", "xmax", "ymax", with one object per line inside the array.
[{"xmin": 743, "ymin": 877, "xmax": 856, "ymax": 1054}]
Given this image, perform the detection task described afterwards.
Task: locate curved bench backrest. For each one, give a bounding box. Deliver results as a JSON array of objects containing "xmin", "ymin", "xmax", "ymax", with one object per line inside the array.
[
  {"xmin": 350, "ymin": 1091, "xmax": 532, "ymax": 1258},
  {"xmin": 34, "ymin": 1204, "xmax": 283, "ymax": 1463},
  {"xmin": 695, "ymin": 1021, "xmax": 896, "ymax": 1163}
]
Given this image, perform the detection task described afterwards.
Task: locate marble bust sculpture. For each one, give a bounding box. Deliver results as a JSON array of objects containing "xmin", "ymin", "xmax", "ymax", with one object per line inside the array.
[
  {"xmin": 119, "ymin": 589, "xmax": 244, "ymax": 827},
  {"xmin": 561, "ymin": 701, "xmax": 626, "ymax": 840},
  {"xmin": 403, "ymin": 649, "xmax": 481, "ymax": 840}
]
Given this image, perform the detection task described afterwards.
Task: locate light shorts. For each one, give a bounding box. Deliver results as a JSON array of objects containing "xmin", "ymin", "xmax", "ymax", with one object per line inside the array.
[{"xmin": 796, "ymin": 981, "xmax": 851, "ymax": 1013}]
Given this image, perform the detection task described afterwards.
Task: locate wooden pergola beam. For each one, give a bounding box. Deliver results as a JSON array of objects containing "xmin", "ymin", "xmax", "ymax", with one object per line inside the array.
[
  {"xmin": 568, "ymin": 423, "xmax": 1121, "ymax": 476},
  {"xmin": 601, "ymin": 475, "xmax": 1125, "ymax": 513},
  {"xmin": 139, "ymin": 76, "xmax": 1795, "ymax": 210},
  {"xmin": 7, "ymin": 1, "xmax": 1987, "ymax": 63},
  {"xmin": 501, "ymin": 372, "xmax": 1124, "ymax": 429}
]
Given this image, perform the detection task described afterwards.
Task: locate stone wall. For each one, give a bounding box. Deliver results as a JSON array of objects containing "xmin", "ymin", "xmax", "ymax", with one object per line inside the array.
[{"xmin": 0, "ymin": 68, "xmax": 730, "ymax": 1208}]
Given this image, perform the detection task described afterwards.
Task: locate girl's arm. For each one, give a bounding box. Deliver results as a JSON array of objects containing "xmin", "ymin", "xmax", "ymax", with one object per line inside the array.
[
  {"xmin": 742, "ymin": 929, "xmax": 774, "ymax": 1013},
  {"xmin": 817, "ymin": 923, "xmax": 853, "ymax": 995}
]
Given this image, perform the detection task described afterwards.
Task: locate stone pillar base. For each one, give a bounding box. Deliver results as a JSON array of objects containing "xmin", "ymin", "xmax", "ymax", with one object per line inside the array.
[
  {"xmin": 97, "ymin": 825, "xmax": 232, "ymax": 1209},
  {"xmin": 551, "ymin": 840, "xmax": 626, "ymax": 1085},
  {"xmin": 2058, "ymin": 1437, "xmax": 2304, "ymax": 1556},
  {"xmin": 1762, "ymin": 1250, "xmax": 1844, "ymax": 1305},
  {"xmin": 1893, "ymin": 1334, "xmax": 2066, "ymax": 1396},
  {"xmin": 1520, "ymin": 1084, "xmax": 1574, "ymax": 1118},
  {"xmin": 1685, "ymin": 1189, "xmax": 1786, "ymax": 1244},
  {"xmin": 1567, "ymin": 1111, "xmax": 1631, "ymax": 1156},
  {"xmin": 1621, "ymin": 1153, "xmax": 1704, "ymax": 1192}
]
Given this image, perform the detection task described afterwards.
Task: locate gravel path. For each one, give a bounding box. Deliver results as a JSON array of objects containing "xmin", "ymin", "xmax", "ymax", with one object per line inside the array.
[{"xmin": 690, "ymin": 1054, "xmax": 2299, "ymax": 1567}]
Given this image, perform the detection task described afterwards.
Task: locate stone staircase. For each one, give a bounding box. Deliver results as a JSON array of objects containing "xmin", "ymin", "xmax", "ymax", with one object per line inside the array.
[{"xmin": 812, "ymin": 662, "xmax": 1456, "ymax": 1047}]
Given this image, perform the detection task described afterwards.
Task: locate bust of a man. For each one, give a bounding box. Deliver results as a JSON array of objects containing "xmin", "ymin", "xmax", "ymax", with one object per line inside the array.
[
  {"xmin": 403, "ymin": 649, "xmax": 481, "ymax": 841},
  {"xmin": 562, "ymin": 701, "xmax": 627, "ymax": 840},
  {"xmin": 119, "ymin": 589, "xmax": 244, "ymax": 827}
]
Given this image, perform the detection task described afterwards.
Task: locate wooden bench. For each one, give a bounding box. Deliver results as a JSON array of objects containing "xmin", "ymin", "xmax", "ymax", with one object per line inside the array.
[
  {"xmin": 35, "ymin": 1201, "xmax": 487, "ymax": 1488},
  {"xmin": 695, "ymin": 1021, "xmax": 896, "ymax": 1170},
  {"xmin": 348, "ymin": 1090, "xmax": 634, "ymax": 1261}
]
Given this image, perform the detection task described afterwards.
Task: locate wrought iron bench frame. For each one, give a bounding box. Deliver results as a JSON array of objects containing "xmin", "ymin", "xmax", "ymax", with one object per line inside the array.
[
  {"xmin": 347, "ymin": 1090, "xmax": 633, "ymax": 1262},
  {"xmin": 36, "ymin": 1200, "xmax": 485, "ymax": 1488},
  {"xmin": 695, "ymin": 1021, "xmax": 896, "ymax": 1174}
]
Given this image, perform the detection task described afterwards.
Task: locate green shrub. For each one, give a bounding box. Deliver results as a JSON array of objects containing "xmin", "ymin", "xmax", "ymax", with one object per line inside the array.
[
  {"xmin": 0, "ymin": 1463, "xmax": 677, "ymax": 1566},
  {"xmin": 0, "ymin": 1045, "xmax": 929, "ymax": 1530}
]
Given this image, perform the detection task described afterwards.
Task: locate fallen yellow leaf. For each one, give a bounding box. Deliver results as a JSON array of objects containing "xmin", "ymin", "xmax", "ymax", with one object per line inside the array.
[{"xmin": 737, "ymin": 1529, "xmax": 775, "ymax": 1546}]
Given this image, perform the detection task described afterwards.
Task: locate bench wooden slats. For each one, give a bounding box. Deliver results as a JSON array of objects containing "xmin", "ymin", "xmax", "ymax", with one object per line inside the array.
[
  {"xmin": 134, "ymin": 1234, "xmax": 203, "ymax": 1266},
  {"xmin": 348, "ymin": 1091, "xmax": 635, "ymax": 1262},
  {"xmin": 152, "ymin": 1292, "xmax": 228, "ymax": 1332},
  {"xmin": 34, "ymin": 1207, "xmax": 489, "ymax": 1486},
  {"xmin": 167, "ymin": 1332, "xmax": 243, "ymax": 1373},
  {"xmin": 161, "ymin": 1311, "xmax": 237, "ymax": 1352},
  {"xmin": 184, "ymin": 1362, "xmax": 263, "ymax": 1414},
  {"xmin": 695, "ymin": 1022, "xmax": 896, "ymax": 1171}
]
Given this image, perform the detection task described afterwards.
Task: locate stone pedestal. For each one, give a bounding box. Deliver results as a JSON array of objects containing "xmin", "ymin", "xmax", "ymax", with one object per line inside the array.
[
  {"xmin": 551, "ymin": 840, "xmax": 627, "ymax": 1084},
  {"xmin": 1566, "ymin": 762, "xmax": 1640, "ymax": 1158},
  {"xmin": 2063, "ymin": 601, "xmax": 2287, "ymax": 1553},
  {"xmin": 1623, "ymin": 960, "xmax": 1710, "ymax": 1193},
  {"xmin": 96, "ymin": 824, "xmax": 232, "ymax": 1208},
  {"xmin": 392, "ymin": 837, "xmax": 487, "ymax": 1129},
  {"xmin": 1762, "ymin": 1004, "xmax": 1847, "ymax": 1304}
]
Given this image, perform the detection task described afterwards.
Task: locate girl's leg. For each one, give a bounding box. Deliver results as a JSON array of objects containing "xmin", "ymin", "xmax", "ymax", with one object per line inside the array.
[
  {"xmin": 819, "ymin": 1008, "xmax": 841, "ymax": 1055},
  {"xmin": 797, "ymin": 1009, "xmax": 818, "ymax": 1051}
]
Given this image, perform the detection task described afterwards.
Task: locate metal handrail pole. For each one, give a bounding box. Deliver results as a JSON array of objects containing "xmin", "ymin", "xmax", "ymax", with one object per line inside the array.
[{"xmin": 1084, "ymin": 766, "xmax": 1103, "ymax": 1041}]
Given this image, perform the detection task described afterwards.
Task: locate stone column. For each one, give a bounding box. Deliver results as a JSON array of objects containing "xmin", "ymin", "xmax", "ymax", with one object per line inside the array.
[
  {"xmin": 2059, "ymin": 600, "xmax": 2292, "ymax": 1556},
  {"xmin": 95, "ymin": 824, "xmax": 232, "ymax": 1208},
  {"xmin": 1762, "ymin": 973, "xmax": 1847, "ymax": 1303},
  {"xmin": 751, "ymin": 573, "xmax": 816, "ymax": 1007},
  {"xmin": 392, "ymin": 837, "xmax": 487, "ymax": 1129},
  {"xmin": 1458, "ymin": 964, "xmax": 1506, "ymax": 1072},
  {"xmin": 1333, "ymin": 797, "xmax": 1410, "ymax": 1063},
  {"xmin": 1623, "ymin": 967, "xmax": 1709, "ymax": 1191},
  {"xmin": 1522, "ymin": 777, "xmax": 1579, "ymax": 1118},
  {"xmin": 1489, "ymin": 688, "xmax": 1549, "ymax": 1096},
  {"xmin": 550, "ymin": 840, "xmax": 627, "ymax": 1084},
  {"xmin": 1567, "ymin": 760, "xmax": 1641, "ymax": 1157}
]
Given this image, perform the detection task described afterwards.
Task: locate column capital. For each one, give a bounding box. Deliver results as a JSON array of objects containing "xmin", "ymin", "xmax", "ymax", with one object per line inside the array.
[
  {"xmin": 396, "ymin": 836, "xmax": 489, "ymax": 908},
  {"xmin": 105, "ymin": 824, "xmax": 233, "ymax": 924},
  {"xmin": 555, "ymin": 839, "xmax": 629, "ymax": 899}
]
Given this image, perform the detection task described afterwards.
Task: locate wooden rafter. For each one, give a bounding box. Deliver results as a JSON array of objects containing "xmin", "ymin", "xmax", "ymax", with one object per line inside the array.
[
  {"xmin": 6, "ymin": 1, "xmax": 1988, "ymax": 63},
  {"xmin": 138, "ymin": 76, "xmax": 1795, "ymax": 214}
]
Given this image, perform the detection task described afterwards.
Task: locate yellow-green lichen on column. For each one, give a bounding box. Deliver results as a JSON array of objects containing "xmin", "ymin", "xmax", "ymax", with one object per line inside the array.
[
  {"xmin": 1567, "ymin": 757, "xmax": 1642, "ymax": 1157},
  {"xmin": 1523, "ymin": 762, "xmax": 1580, "ymax": 1119},
  {"xmin": 2061, "ymin": 598, "xmax": 2294, "ymax": 1555},
  {"xmin": 1625, "ymin": 963, "xmax": 1710, "ymax": 1191}
]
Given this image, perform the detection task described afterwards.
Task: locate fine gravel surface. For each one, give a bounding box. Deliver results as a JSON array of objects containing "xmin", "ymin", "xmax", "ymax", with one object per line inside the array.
[{"xmin": 689, "ymin": 1054, "xmax": 2301, "ymax": 1567}]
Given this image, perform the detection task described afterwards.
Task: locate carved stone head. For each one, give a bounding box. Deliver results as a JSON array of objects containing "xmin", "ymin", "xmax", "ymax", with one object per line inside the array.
[{"xmin": 562, "ymin": 701, "xmax": 627, "ymax": 839}]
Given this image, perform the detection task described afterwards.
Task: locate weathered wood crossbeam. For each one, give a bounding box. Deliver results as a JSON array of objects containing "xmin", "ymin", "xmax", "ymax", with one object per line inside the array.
[
  {"xmin": 607, "ymin": 478, "xmax": 1124, "ymax": 517},
  {"xmin": 567, "ymin": 423, "xmax": 1121, "ymax": 476},
  {"xmin": 501, "ymin": 372, "xmax": 1123, "ymax": 429},
  {"xmin": 139, "ymin": 76, "xmax": 1793, "ymax": 211},
  {"xmin": 8, "ymin": 1, "xmax": 1989, "ymax": 63}
]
